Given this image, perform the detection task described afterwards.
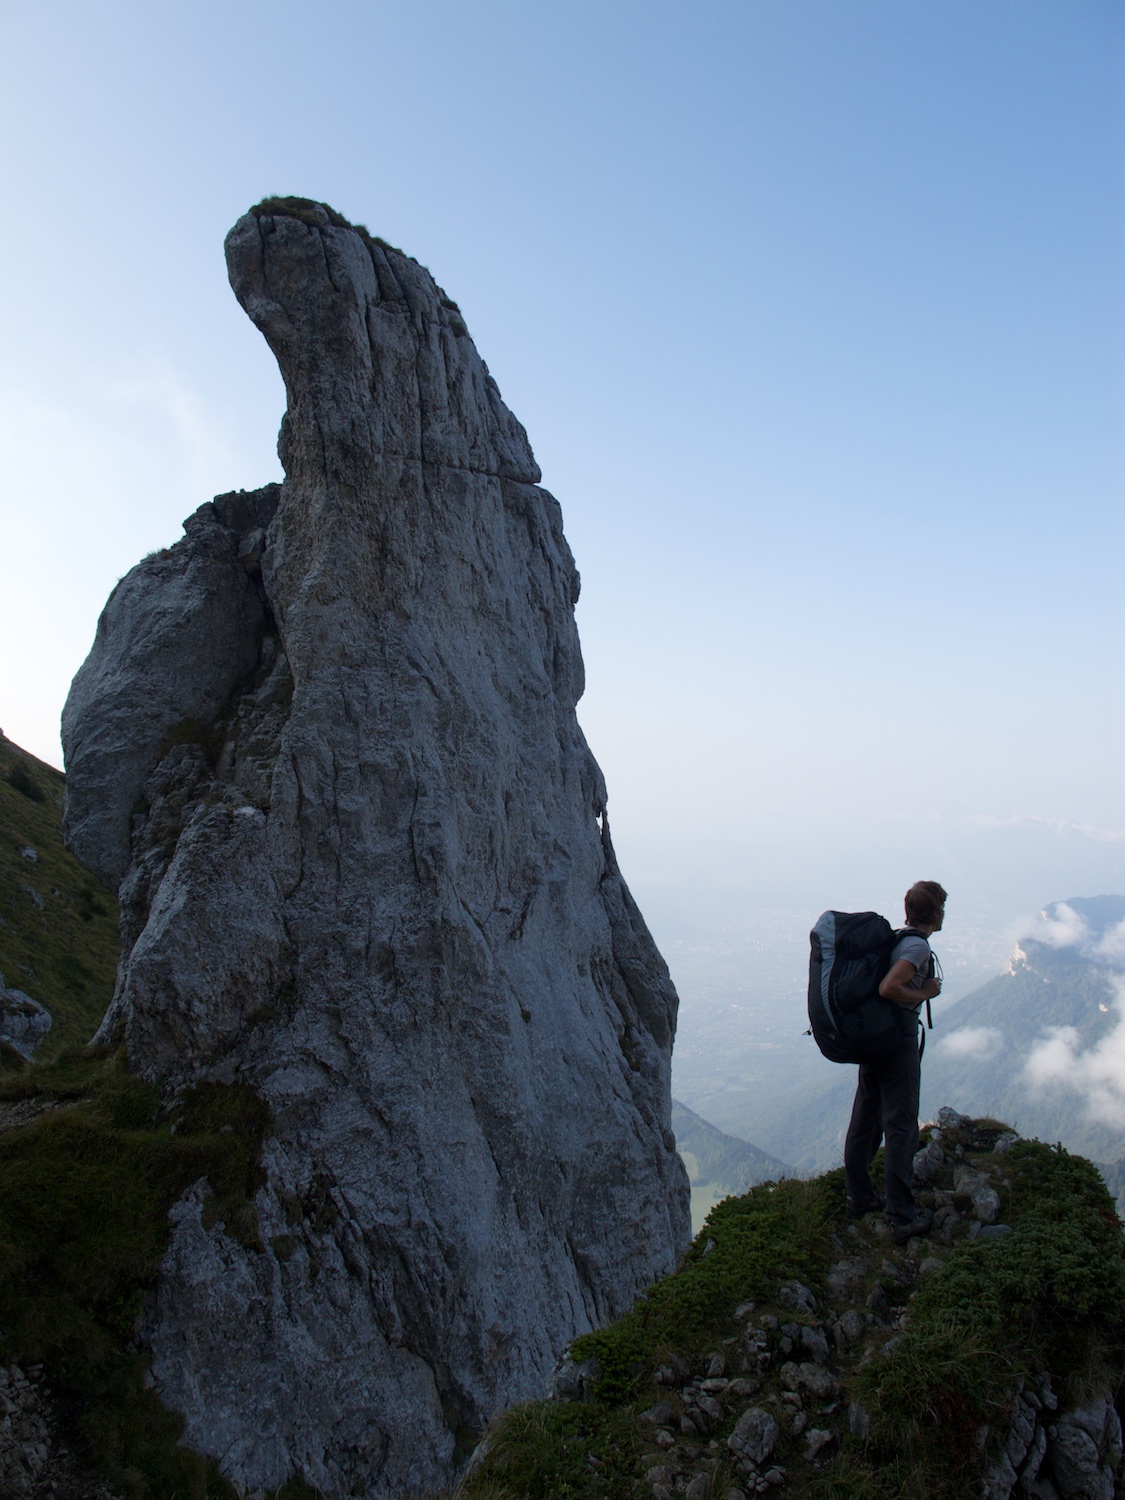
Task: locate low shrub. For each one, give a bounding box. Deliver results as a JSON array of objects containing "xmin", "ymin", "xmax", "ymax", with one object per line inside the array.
[{"xmin": 6, "ymin": 760, "xmax": 45, "ymax": 802}]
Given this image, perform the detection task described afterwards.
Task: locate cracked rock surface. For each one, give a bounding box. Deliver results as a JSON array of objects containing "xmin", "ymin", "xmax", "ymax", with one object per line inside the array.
[{"xmin": 62, "ymin": 201, "xmax": 690, "ymax": 1498}]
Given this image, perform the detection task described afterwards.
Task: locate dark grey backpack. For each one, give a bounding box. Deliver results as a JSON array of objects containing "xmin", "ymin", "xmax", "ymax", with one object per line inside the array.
[{"xmin": 807, "ymin": 910, "xmax": 924, "ymax": 1064}]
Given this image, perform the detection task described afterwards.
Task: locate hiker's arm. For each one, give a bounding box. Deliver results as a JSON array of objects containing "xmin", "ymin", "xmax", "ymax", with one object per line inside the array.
[{"xmin": 880, "ymin": 960, "xmax": 941, "ymax": 1006}]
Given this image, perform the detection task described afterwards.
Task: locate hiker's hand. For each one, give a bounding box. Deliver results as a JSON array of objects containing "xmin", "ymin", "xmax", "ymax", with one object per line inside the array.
[{"xmin": 920, "ymin": 977, "xmax": 941, "ymax": 1000}]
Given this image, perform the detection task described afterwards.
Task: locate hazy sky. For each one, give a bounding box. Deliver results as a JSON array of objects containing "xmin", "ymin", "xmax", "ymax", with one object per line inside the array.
[{"xmin": 2, "ymin": 0, "xmax": 1122, "ymax": 965}]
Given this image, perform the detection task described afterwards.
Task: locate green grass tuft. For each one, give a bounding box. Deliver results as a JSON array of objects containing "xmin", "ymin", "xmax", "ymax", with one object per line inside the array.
[
  {"xmin": 855, "ymin": 1140, "xmax": 1125, "ymax": 1497},
  {"xmin": 466, "ymin": 1399, "xmax": 643, "ymax": 1499}
]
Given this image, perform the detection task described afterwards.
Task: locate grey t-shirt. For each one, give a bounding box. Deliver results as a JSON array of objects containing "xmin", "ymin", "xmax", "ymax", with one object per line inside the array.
[{"xmin": 890, "ymin": 932, "xmax": 933, "ymax": 1006}]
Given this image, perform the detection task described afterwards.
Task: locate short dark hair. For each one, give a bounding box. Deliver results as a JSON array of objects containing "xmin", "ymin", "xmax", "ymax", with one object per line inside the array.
[{"xmin": 905, "ymin": 880, "xmax": 947, "ymax": 927}]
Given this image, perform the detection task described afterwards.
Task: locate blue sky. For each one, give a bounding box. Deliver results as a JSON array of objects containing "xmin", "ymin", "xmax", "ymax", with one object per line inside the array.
[{"xmin": 1, "ymin": 0, "xmax": 1122, "ymax": 967}]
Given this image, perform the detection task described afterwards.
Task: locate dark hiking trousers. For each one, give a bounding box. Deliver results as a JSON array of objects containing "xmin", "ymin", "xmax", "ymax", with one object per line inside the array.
[{"xmin": 844, "ymin": 1029, "xmax": 921, "ymax": 1221}]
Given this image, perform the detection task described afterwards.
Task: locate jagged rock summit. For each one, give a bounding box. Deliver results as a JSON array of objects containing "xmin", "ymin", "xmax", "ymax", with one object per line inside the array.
[{"xmin": 62, "ymin": 198, "xmax": 690, "ymax": 1496}]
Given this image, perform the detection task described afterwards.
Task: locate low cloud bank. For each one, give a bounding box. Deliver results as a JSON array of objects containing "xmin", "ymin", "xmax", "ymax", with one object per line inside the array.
[
  {"xmin": 1024, "ymin": 975, "xmax": 1125, "ymax": 1130},
  {"xmin": 939, "ymin": 1026, "xmax": 1004, "ymax": 1061},
  {"xmin": 1034, "ymin": 902, "xmax": 1090, "ymax": 950},
  {"xmin": 1093, "ymin": 919, "xmax": 1125, "ymax": 966},
  {"xmin": 1008, "ymin": 903, "xmax": 1125, "ymax": 967}
]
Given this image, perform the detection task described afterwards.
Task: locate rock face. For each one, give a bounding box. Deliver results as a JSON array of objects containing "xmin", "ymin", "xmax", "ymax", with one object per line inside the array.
[
  {"xmin": 61, "ymin": 200, "xmax": 690, "ymax": 1497},
  {"xmin": 982, "ymin": 1376, "xmax": 1123, "ymax": 1500}
]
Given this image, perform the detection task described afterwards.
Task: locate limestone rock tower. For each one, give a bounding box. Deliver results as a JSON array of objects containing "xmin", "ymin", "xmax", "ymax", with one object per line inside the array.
[{"xmin": 62, "ymin": 200, "xmax": 690, "ymax": 1497}]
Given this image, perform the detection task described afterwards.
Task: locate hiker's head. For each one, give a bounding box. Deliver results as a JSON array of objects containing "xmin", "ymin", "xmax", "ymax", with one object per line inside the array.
[{"xmin": 905, "ymin": 880, "xmax": 947, "ymax": 931}]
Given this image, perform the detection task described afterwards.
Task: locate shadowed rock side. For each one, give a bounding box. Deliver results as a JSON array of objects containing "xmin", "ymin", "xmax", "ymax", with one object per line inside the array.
[{"xmin": 61, "ymin": 201, "xmax": 690, "ymax": 1498}]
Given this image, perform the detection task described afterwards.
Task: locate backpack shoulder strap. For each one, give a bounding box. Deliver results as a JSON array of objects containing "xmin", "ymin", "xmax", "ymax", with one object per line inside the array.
[{"xmin": 893, "ymin": 927, "xmax": 935, "ymax": 1039}]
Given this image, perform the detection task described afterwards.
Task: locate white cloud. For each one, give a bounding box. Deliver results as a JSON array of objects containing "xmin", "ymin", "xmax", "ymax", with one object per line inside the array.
[
  {"xmin": 1033, "ymin": 901, "xmax": 1089, "ymax": 951},
  {"xmin": 939, "ymin": 1026, "xmax": 1004, "ymax": 1061},
  {"xmin": 1025, "ymin": 1026, "xmax": 1082, "ymax": 1086},
  {"xmin": 1093, "ymin": 919, "xmax": 1125, "ymax": 967},
  {"xmin": 1024, "ymin": 975, "xmax": 1125, "ymax": 1129}
]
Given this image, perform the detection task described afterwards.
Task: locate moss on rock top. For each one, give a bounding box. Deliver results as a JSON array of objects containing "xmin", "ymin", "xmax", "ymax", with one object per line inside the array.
[{"xmin": 249, "ymin": 195, "xmax": 411, "ymax": 262}]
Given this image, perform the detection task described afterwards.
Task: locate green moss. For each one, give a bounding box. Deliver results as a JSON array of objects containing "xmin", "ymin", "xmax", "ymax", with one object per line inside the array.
[
  {"xmin": 0, "ymin": 1049, "xmax": 271, "ymax": 1497},
  {"xmin": 458, "ymin": 1176, "xmax": 832, "ymax": 1496},
  {"xmin": 0, "ymin": 738, "xmax": 119, "ymax": 1055}
]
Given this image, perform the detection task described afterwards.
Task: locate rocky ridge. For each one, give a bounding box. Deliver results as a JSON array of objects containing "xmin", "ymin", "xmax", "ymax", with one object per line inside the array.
[
  {"xmin": 60, "ymin": 199, "xmax": 689, "ymax": 1497},
  {"xmin": 631, "ymin": 1117, "xmax": 1121, "ymax": 1500},
  {"xmin": 463, "ymin": 1110, "xmax": 1125, "ymax": 1500}
]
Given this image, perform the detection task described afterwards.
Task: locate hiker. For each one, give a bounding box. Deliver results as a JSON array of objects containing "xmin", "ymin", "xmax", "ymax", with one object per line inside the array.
[{"xmin": 843, "ymin": 879, "xmax": 946, "ymax": 1242}]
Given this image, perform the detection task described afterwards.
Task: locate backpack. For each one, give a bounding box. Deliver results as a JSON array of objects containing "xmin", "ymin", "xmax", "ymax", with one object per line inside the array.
[{"xmin": 807, "ymin": 911, "xmax": 925, "ymax": 1064}]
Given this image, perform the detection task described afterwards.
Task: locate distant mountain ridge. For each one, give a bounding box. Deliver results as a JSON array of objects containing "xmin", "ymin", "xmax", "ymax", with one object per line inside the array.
[{"xmin": 671, "ymin": 1098, "xmax": 793, "ymax": 1233}]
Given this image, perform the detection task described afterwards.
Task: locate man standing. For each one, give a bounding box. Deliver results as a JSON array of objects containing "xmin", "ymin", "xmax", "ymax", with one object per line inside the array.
[{"xmin": 843, "ymin": 880, "xmax": 947, "ymax": 1243}]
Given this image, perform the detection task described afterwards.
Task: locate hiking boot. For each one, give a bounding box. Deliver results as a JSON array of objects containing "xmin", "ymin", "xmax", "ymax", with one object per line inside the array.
[
  {"xmin": 846, "ymin": 1194, "xmax": 885, "ymax": 1219},
  {"xmin": 889, "ymin": 1207, "xmax": 934, "ymax": 1245}
]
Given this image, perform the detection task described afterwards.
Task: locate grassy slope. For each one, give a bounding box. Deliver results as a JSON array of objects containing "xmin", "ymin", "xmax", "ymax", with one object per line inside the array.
[
  {"xmin": 0, "ymin": 735, "xmax": 119, "ymax": 1055},
  {"xmin": 0, "ymin": 1051, "xmax": 292, "ymax": 1498},
  {"xmin": 0, "ymin": 739, "xmax": 309, "ymax": 1496}
]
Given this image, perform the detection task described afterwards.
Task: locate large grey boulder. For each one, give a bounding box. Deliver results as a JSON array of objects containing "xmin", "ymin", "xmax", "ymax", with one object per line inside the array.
[
  {"xmin": 62, "ymin": 200, "xmax": 690, "ymax": 1497},
  {"xmin": 1050, "ymin": 1395, "xmax": 1123, "ymax": 1500},
  {"xmin": 0, "ymin": 974, "xmax": 51, "ymax": 1058}
]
